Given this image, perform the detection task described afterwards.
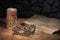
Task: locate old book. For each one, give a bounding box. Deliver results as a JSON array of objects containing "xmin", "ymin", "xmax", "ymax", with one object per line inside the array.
[{"xmin": 24, "ymin": 15, "xmax": 60, "ymax": 34}]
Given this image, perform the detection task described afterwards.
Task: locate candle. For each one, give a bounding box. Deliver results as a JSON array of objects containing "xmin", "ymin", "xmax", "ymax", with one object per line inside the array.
[{"xmin": 7, "ymin": 8, "xmax": 17, "ymax": 29}]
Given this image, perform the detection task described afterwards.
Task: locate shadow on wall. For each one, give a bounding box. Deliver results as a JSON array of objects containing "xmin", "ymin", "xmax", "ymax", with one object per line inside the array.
[{"xmin": 0, "ymin": 0, "xmax": 60, "ymax": 19}]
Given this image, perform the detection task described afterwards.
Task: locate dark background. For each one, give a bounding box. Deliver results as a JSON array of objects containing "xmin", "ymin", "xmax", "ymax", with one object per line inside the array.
[{"xmin": 0, "ymin": 0, "xmax": 60, "ymax": 19}]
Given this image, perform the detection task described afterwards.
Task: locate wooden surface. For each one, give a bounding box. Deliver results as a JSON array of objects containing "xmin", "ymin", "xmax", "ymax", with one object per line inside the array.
[{"xmin": 0, "ymin": 18, "xmax": 60, "ymax": 40}]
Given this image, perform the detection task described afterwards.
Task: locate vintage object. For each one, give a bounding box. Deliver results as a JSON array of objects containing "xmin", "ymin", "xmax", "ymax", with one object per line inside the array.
[
  {"xmin": 6, "ymin": 8, "xmax": 36, "ymax": 36},
  {"xmin": 24, "ymin": 15, "xmax": 60, "ymax": 34},
  {"xmin": 12, "ymin": 23, "xmax": 36, "ymax": 36},
  {"xmin": 6, "ymin": 8, "xmax": 17, "ymax": 29}
]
